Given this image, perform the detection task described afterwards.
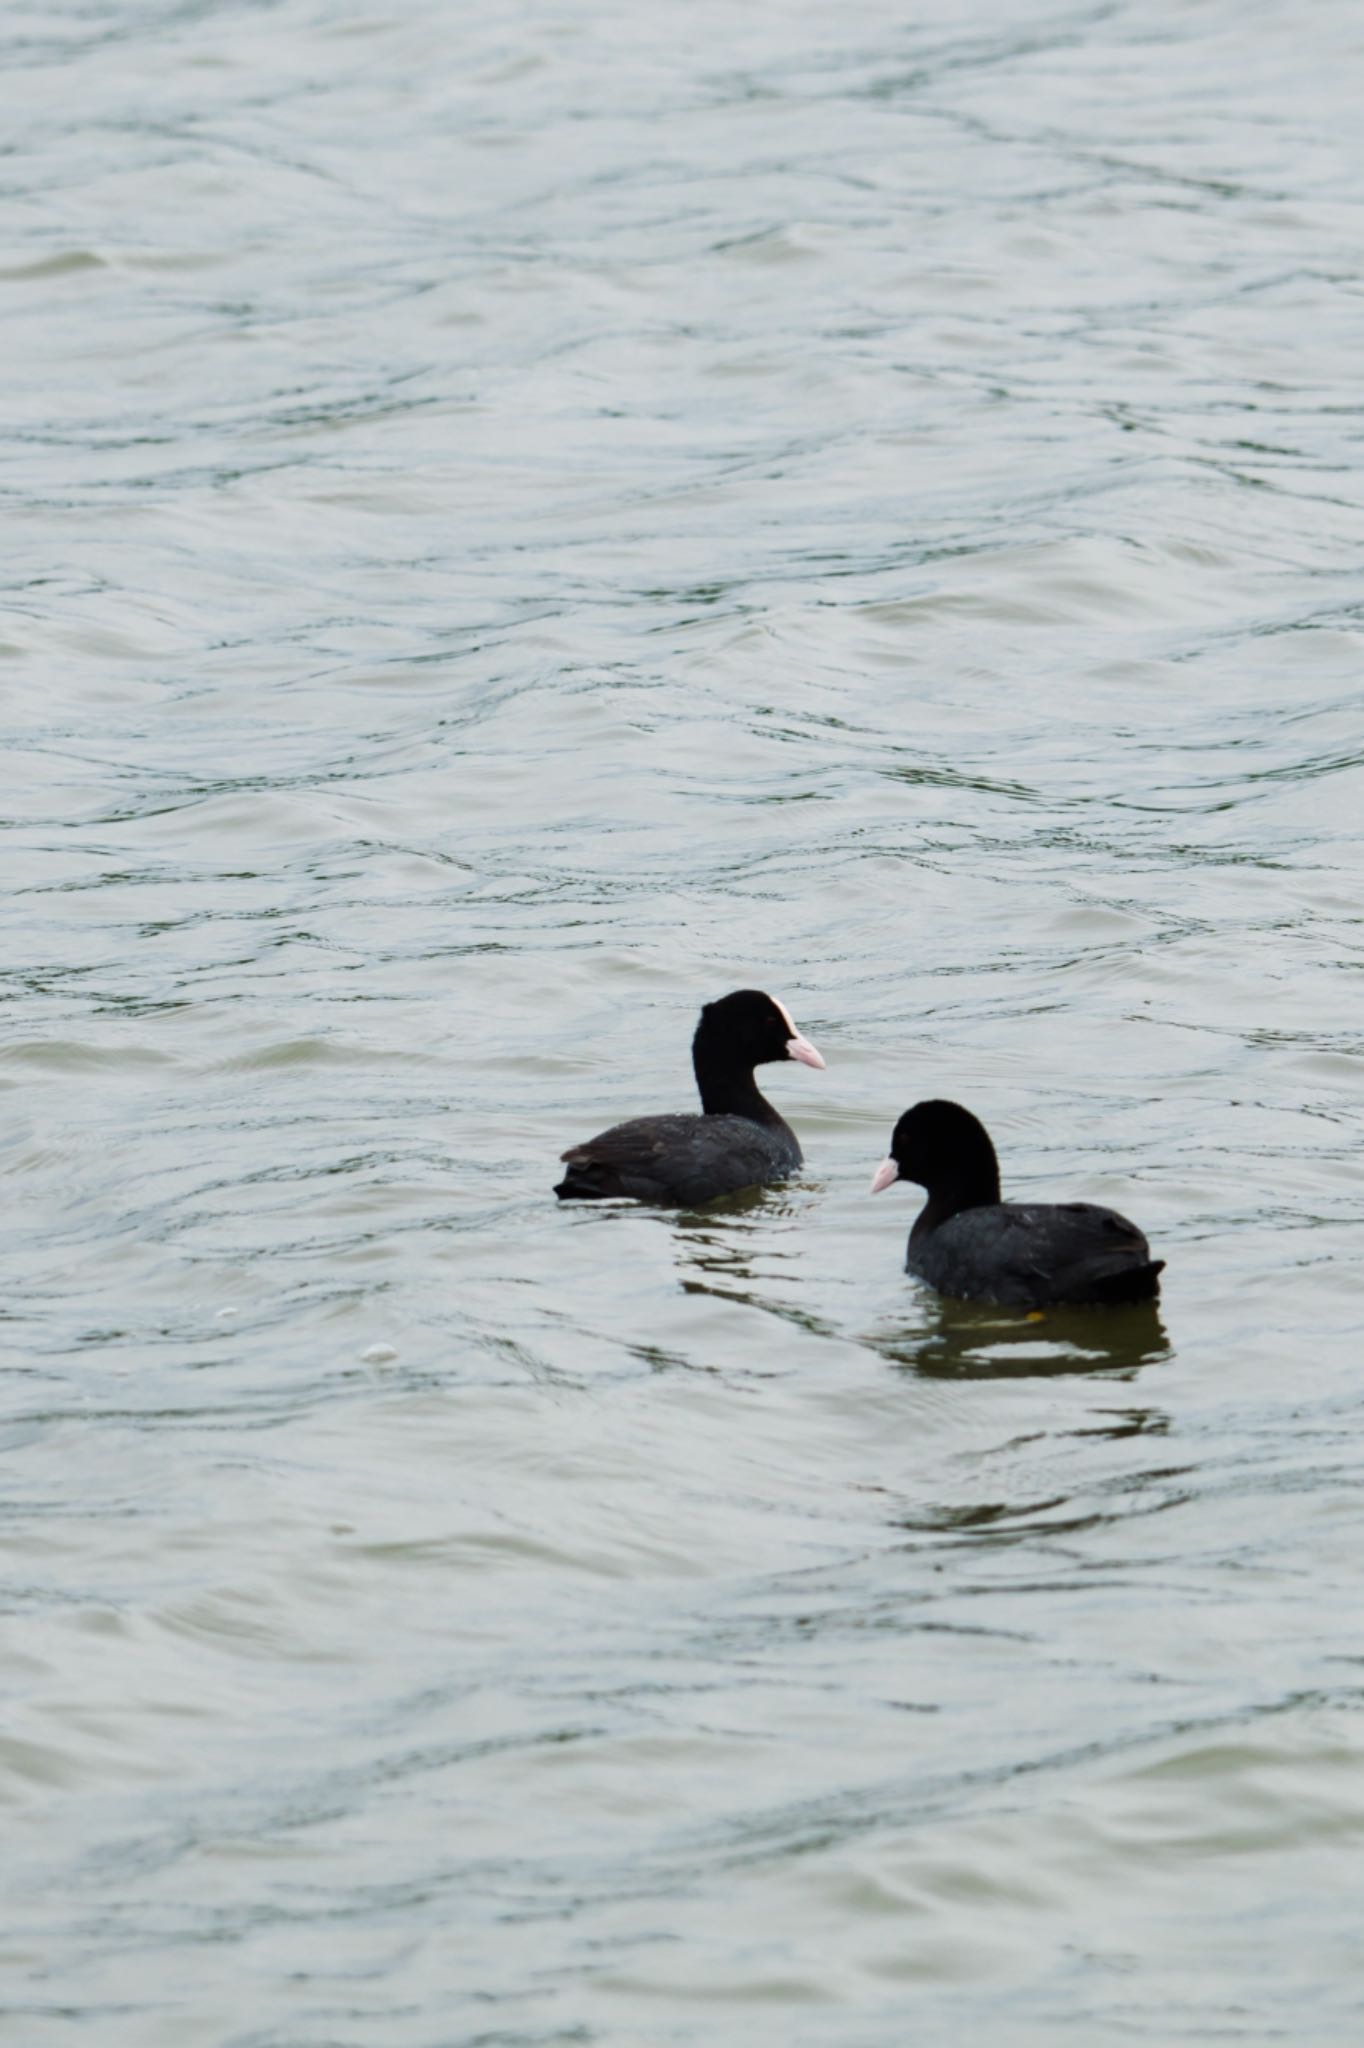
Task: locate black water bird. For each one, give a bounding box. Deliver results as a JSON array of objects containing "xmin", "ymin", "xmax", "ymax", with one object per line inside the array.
[
  {"xmin": 555, "ymin": 990, "xmax": 825, "ymax": 1206},
  {"xmin": 870, "ymin": 1099, "xmax": 1163, "ymax": 1308}
]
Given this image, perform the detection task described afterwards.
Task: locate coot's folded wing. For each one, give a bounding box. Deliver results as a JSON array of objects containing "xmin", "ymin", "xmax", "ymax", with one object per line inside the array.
[
  {"xmin": 915, "ymin": 1201, "xmax": 1161, "ymax": 1307},
  {"xmin": 556, "ymin": 1112, "xmax": 797, "ymax": 1205},
  {"xmin": 1027, "ymin": 1202, "xmax": 1161, "ymax": 1303}
]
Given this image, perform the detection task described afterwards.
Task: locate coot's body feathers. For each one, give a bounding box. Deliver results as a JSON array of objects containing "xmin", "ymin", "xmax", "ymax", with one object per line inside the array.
[
  {"xmin": 872, "ymin": 1099, "xmax": 1162, "ymax": 1308},
  {"xmin": 907, "ymin": 1199, "xmax": 1162, "ymax": 1309},
  {"xmin": 555, "ymin": 989, "xmax": 823, "ymax": 1207},
  {"xmin": 556, "ymin": 1111, "xmax": 801, "ymax": 1208}
]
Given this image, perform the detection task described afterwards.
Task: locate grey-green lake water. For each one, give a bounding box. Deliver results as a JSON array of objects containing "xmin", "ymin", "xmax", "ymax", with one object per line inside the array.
[{"xmin": 4, "ymin": 0, "xmax": 1364, "ymax": 2042}]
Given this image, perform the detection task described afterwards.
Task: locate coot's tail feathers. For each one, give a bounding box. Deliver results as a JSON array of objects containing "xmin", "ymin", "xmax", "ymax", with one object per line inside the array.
[
  {"xmin": 1082, "ymin": 1256, "xmax": 1164, "ymax": 1305},
  {"xmin": 554, "ymin": 1152, "xmax": 616, "ymax": 1201}
]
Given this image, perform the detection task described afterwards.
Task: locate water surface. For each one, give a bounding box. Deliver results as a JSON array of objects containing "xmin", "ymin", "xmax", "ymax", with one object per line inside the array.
[{"xmin": 4, "ymin": 0, "xmax": 1364, "ymax": 2041}]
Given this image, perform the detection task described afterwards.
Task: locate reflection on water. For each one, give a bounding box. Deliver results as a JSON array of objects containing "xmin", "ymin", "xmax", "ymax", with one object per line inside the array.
[
  {"xmin": 5, "ymin": 0, "xmax": 1364, "ymax": 2041},
  {"xmin": 674, "ymin": 1192, "xmax": 849, "ymax": 1343},
  {"xmin": 875, "ymin": 1296, "xmax": 1173, "ymax": 1380}
]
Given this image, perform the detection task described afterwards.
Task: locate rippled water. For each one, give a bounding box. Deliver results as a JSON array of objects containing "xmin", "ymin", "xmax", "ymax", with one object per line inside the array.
[{"xmin": 4, "ymin": 0, "xmax": 1364, "ymax": 2041}]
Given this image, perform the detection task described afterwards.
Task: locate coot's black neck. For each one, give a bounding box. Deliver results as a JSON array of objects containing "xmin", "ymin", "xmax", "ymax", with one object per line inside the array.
[
  {"xmin": 692, "ymin": 1025, "xmax": 785, "ymax": 1127},
  {"xmin": 908, "ymin": 1138, "xmax": 1001, "ymax": 1241}
]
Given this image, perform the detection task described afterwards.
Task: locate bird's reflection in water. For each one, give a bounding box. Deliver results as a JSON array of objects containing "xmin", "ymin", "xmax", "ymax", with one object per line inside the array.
[
  {"xmin": 670, "ymin": 1189, "xmax": 839, "ymax": 1337},
  {"xmin": 675, "ymin": 1185, "xmax": 786, "ymax": 1230},
  {"xmin": 873, "ymin": 1296, "xmax": 1171, "ymax": 1381},
  {"xmin": 673, "ymin": 1186, "xmax": 805, "ymax": 1265}
]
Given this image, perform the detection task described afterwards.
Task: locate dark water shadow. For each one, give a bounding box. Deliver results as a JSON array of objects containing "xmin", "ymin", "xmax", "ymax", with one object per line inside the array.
[
  {"xmin": 669, "ymin": 1186, "xmax": 845, "ymax": 1341},
  {"xmin": 871, "ymin": 1296, "xmax": 1172, "ymax": 1381},
  {"xmin": 671, "ymin": 1184, "xmax": 810, "ymax": 1228}
]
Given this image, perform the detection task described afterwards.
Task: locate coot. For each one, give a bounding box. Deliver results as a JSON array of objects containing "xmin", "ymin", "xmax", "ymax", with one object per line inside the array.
[
  {"xmin": 555, "ymin": 989, "xmax": 825, "ymax": 1205},
  {"xmin": 870, "ymin": 1099, "xmax": 1163, "ymax": 1307}
]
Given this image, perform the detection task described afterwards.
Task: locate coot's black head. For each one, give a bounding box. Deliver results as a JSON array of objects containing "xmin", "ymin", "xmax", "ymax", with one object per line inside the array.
[
  {"xmin": 694, "ymin": 990, "xmax": 825, "ymax": 1072},
  {"xmin": 870, "ymin": 1099, "xmax": 1001, "ymax": 1204}
]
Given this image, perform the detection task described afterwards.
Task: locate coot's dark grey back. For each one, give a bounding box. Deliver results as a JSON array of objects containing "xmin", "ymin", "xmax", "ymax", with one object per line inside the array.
[
  {"xmin": 908, "ymin": 1200, "xmax": 1162, "ymax": 1308},
  {"xmin": 557, "ymin": 1112, "xmax": 801, "ymax": 1206}
]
